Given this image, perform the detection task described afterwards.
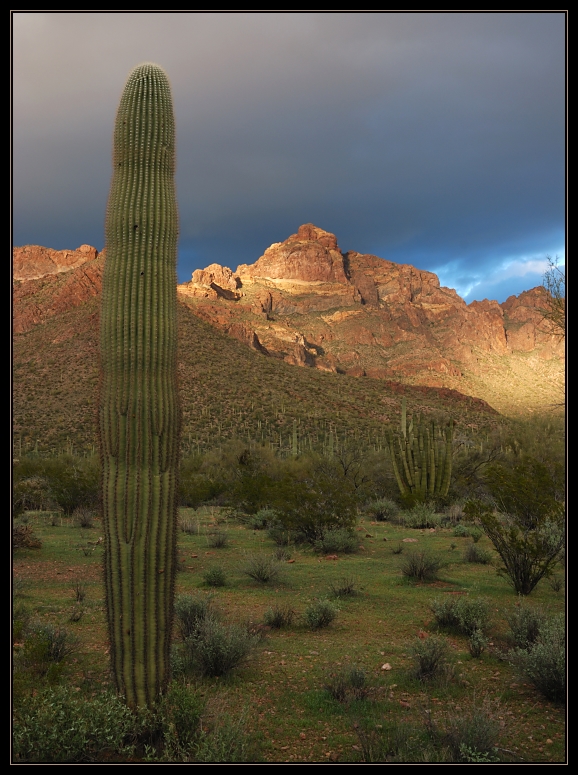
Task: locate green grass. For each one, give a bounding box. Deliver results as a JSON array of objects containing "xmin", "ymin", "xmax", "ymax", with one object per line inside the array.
[{"xmin": 12, "ymin": 506, "xmax": 566, "ymax": 763}]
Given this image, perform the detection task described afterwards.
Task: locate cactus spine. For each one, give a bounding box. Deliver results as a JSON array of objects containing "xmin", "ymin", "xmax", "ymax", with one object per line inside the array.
[
  {"xmin": 387, "ymin": 398, "xmax": 453, "ymax": 502},
  {"xmin": 99, "ymin": 63, "xmax": 180, "ymax": 709}
]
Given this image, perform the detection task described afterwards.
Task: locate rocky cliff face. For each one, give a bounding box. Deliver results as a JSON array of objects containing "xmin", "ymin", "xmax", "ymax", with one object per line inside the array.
[{"xmin": 13, "ymin": 225, "xmax": 564, "ymax": 413}]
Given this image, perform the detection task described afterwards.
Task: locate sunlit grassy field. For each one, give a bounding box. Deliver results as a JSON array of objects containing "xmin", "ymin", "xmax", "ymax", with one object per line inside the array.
[{"xmin": 13, "ymin": 505, "xmax": 566, "ymax": 763}]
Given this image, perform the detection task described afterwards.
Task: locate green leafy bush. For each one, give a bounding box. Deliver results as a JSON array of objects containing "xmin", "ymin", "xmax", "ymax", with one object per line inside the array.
[
  {"xmin": 430, "ymin": 596, "xmax": 490, "ymax": 636},
  {"xmin": 13, "ymin": 686, "xmax": 138, "ymax": 762},
  {"xmin": 402, "ymin": 503, "xmax": 442, "ymax": 529},
  {"xmin": 304, "ymin": 598, "xmax": 339, "ymax": 630},
  {"xmin": 509, "ymin": 614, "xmax": 565, "ymax": 702}
]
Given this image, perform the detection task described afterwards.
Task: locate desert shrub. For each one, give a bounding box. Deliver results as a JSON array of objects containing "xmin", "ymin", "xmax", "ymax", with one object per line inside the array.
[
  {"xmin": 402, "ymin": 503, "xmax": 442, "ymax": 529},
  {"xmin": 266, "ymin": 521, "xmax": 294, "ymax": 547},
  {"xmin": 269, "ymin": 467, "xmax": 357, "ymax": 543},
  {"xmin": 174, "ymin": 594, "xmax": 215, "ymax": 641},
  {"xmin": 465, "ymin": 458, "xmax": 564, "ymax": 596},
  {"xmin": 157, "ymin": 681, "xmax": 204, "ymax": 753},
  {"xmin": 203, "ymin": 567, "xmax": 227, "ymax": 588},
  {"xmin": 19, "ymin": 622, "xmax": 78, "ymax": 671},
  {"xmin": 180, "ymin": 518, "xmax": 200, "ymax": 535},
  {"xmin": 273, "ymin": 546, "xmax": 291, "ymax": 561},
  {"xmin": 185, "ymin": 619, "xmax": 260, "ymax": 677},
  {"xmin": 13, "ymin": 686, "xmax": 138, "ymax": 762},
  {"xmin": 248, "ymin": 508, "xmax": 279, "ymax": 530},
  {"xmin": 409, "ymin": 635, "xmax": 453, "ymax": 682},
  {"xmin": 73, "ymin": 505, "xmax": 97, "ymax": 529},
  {"xmin": 14, "ymin": 454, "xmax": 100, "ymax": 516},
  {"xmin": 467, "ymin": 628, "xmax": 488, "ymax": 658},
  {"xmin": 324, "ymin": 665, "xmax": 368, "ymax": 703},
  {"xmin": 329, "ymin": 576, "xmax": 358, "ymax": 598},
  {"xmin": 263, "ymin": 605, "xmax": 295, "ymax": 629},
  {"xmin": 13, "ymin": 475, "xmax": 53, "ymax": 517},
  {"xmin": 362, "ymin": 498, "xmax": 400, "ymax": 522},
  {"xmin": 13, "ymin": 524, "xmax": 42, "ymax": 550},
  {"xmin": 442, "ymin": 699, "xmax": 500, "ymax": 762},
  {"xmin": 430, "ymin": 596, "xmax": 489, "ymax": 636},
  {"xmin": 206, "ymin": 531, "xmax": 228, "ymax": 549},
  {"xmin": 401, "ymin": 550, "xmax": 443, "ymax": 582},
  {"xmin": 304, "ymin": 598, "xmax": 339, "ymax": 630},
  {"xmin": 313, "ymin": 528, "xmax": 359, "ymax": 555},
  {"xmin": 391, "ymin": 542, "xmax": 404, "ymax": 555},
  {"xmin": 241, "ymin": 554, "xmax": 282, "ymax": 584},
  {"xmin": 463, "ymin": 542, "xmax": 493, "ymax": 564},
  {"xmin": 430, "ymin": 597, "xmax": 460, "ymax": 629},
  {"xmin": 192, "ymin": 704, "xmax": 261, "ymax": 763},
  {"xmin": 509, "ymin": 614, "xmax": 565, "ymax": 702},
  {"xmin": 453, "ymin": 523, "xmax": 470, "ymax": 537},
  {"xmin": 470, "ymin": 527, "xmax": 483, "ymax": 543},
  {"xmin": 505, "ymin": 601, "xmax": 547, "ymax": 649}
]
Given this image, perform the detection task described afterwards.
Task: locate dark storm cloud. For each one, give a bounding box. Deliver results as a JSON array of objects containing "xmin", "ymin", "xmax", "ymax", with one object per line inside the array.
[{"xmin": 12, "ymin": 12, "xmax": 565, "ymax": 302}]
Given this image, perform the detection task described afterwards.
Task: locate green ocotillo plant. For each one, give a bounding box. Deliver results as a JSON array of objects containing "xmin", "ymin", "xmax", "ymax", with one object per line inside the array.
[
  {"xmin": 99, "ymin": 63, "xmax": 180, "ymax": 709},
  {"xmin": 387, "ymin": 398, "xmax": 453, "ymax": 502}
]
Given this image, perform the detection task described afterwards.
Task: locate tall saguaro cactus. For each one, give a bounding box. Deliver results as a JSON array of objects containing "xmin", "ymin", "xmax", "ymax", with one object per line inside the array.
[{"xmin": 99, "ymin": 63, "xmax": 180, "ymax": 708}]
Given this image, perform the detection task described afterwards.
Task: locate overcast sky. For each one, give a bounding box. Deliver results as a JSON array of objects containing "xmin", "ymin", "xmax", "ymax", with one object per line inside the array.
[{"xmin": 12, "ymin": 11, "xmax": 566, "ymax": 303}]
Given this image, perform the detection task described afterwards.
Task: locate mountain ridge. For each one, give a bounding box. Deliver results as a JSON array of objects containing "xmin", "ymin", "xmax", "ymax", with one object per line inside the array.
[{"xmin": 13, "ymin": 224, "xmax": 564, "ymax": 414}]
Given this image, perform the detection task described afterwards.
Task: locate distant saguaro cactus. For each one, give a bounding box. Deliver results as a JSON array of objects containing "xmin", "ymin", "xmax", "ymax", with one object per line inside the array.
[{"xmin": 99, "ymin": 63, "xmax": 180, "ymax": 708}]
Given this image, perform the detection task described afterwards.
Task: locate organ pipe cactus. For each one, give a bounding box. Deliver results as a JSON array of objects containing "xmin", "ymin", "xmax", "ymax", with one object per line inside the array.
[
  {"xmin": 387, "ymin": 398, "xmax": 453, "ymax": 502},
  {"xmin": 99, "ymin": 63, "xmax": 180, "ymax": 708}
]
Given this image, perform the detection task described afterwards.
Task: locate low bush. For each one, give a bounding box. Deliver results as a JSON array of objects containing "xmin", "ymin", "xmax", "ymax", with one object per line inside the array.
[
  {"xmin": 463, "ymin": 542, "xmax": 493, "ymax": 564},
  {"xmin": 206, "ymin": 531, "xmax": 228, "ymax": 549},
  {"xmin": 174, "ymin": 594, "xmax": 215, "ymax": 641},
  {"xmin": 13, "ymin": 524, "xmax": 42, "ymax": 550},
  {"xmin": 430, "ymin": 596, "xmax": 490, "ymax": 636},
  {"xmin": 509, "ymin": 613, "xmax": 565, "ymax": 702},
  {"xmin": 313, "ymin": 528, "xmax": 359, "ymax": 555},
  {"xmin": 18, "ymin": 622, "xmax": 78, "ymax": 677},
  {"xmin": 442, "ymin": 699, "xmax": 500, "ymax": 762},
  {"xmin": 505, "ymin": 601, "xmax": 547, "ymax": 649},
  {"xmin": 185, "ymin": 619, "xmax": 260, "ymax": 677},
  {"xmin": 409, "ymin": 634, "xmax": 453, "ymax": 683},
  {"xmin": 241, "ymin": 554, "xmax": 282, "ymax": 584},
  {"xmin": 329, "ymin": 576, "xmax": 358, "ymax": 598},
  {"xmin": 13, "ymin": 686, "xmax": 138, "ymax": 762},
  {"xmin": 73, "ymin": 506, "xmax": 96, "ymax": 529},
  {"xmin": 248, "ymin": 508, "xmax": 279, "ymax": 531},
  {"xmin": 304, "ymin": 598, "xmax": 339, "ymax": 630},
  {"xmin": 401, "ymin": 551, "xmax": 443, "ymax": 582},
  {"xmin": 203, "ymin": 567, "xmax": 227, "ymax": 588},
  {"xmin": 266, "ymin": 521, "xmax": 293, "ymax": 547},
  {"xmin": 401, "ymin": 504, "xmax": 442, "ymax": 529},
  {"xmin": 324, "ymin": 665, "xmax": 369, "ymax": 703},
  {"xmin": 362, "ymin": 498, "xmax": 400, "ymax": 522},
  {"xmin": 180, "ymin": 518, "xmax": 200, "ymax": 535},
  {"xmin": 263, "ymin": 605, "xmax": 295, "ymax": 629}
]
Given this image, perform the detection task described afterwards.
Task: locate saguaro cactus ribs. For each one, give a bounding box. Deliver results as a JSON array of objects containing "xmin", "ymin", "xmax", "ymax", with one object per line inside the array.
[{"xmin": 99, "ymin": 63, "xmax": 180, "ymax": 708}]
